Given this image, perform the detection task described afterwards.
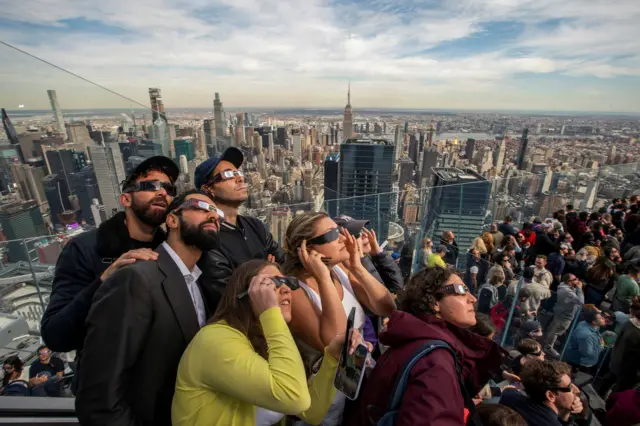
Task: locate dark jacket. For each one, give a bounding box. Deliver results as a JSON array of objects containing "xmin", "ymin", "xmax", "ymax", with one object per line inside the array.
[
  {"xmin": 348, "ymin": 311, "xmax": 503, "ymax": 426},
  {"xmin": 533, "ymin": 230, "xmax": 558, "ymax": 258},
  {"xmin": 610, "ymin": 320, "xmax": 640, "ymax": 392},
  {"xmin": 499, "ymin": 222, "xmax": 518, "ymax": 237},
  {"xmin": 198, "ymin": 215, "xmax": 285, "ymax": 311},
  {"xmin": 1, "ymin": 379, "xmax": 30, "ymax": 396},
  {"xmin": 606, "ymin": 389, "xmax": 640, "ymax": 426},
  {"xmin": 75, "ymin": 245, "xmax": 217, "ymax": 426},
  {"xmin": 441, "ymin": 239, "xmax": 459, "ymax": 266},
  {"xmin": 41, "ymin": 212, "xmax": 166, "ymax": 353},
  {"xmin": 361, "ymin": 251, "xmax": 404, "ymax": 293},
  {"xmin": 500, "ymin": 388, "xmax": 573, "ymax": 426}
]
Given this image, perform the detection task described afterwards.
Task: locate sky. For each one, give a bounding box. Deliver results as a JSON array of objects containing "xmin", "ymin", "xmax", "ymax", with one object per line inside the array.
[{"xmin": 0, "ymin": 0, "xmax": 639, "ymax": 112}]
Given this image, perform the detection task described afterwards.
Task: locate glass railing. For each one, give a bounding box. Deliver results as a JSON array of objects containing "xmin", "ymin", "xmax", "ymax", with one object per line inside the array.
[{"xmin": 1, "ymin": 36, "xmax": 636, "ymax": 405}]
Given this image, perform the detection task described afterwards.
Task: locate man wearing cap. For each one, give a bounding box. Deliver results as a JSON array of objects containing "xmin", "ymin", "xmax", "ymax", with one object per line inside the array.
[
  {"xmin": 41, "ymin": 156, "xmax": 179, "ymax": 381},
  {"xmin": 547, "ymin": 244, "xmax": 570, "ymax": 286},
  {"xmin": 195, "ymin": 147, "xmax": 285, "ymax": 308}
]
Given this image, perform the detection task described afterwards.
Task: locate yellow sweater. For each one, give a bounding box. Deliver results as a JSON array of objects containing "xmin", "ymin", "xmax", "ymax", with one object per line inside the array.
[{"xmin": 172, "ymin": 307, "xmax": 338, "ymax": 426}]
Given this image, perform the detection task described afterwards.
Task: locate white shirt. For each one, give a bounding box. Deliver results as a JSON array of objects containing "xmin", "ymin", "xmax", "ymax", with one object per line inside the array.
[{"xmin": 161, "ymin": 242, "xmax": 207, "ymax": 327}]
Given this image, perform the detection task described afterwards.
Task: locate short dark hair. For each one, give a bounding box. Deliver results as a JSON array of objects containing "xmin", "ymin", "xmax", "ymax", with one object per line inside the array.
[
  {"xmin": 166, "ymin": 189, "xmax": 207, "ymax": 217},
  {"xmin": 37, "ymin": 344, "xmax": 49, "ymax": 353},
  {"xmin": 561, "ymin": 273, "xmax": 574, "ymax": 283},
  {"xmin": 504, "ymin": 215, "xmax": 513, "ymax": 222},
  {"xmin": 518, "ymin": 286, "xmax": 532, "ymax": 299},
  {"xmin": 504, "ymin": 244, "xmax": 516, "ymax": 252},
  {"xmin": 121, "ymin": 165, "xmax": 176, "ymax": 191},
  {"xmin": 516, "ymin": 338, "xmax": 541, "ymax": 356},
  {"xmin": 566, "ymin": 204, "xmax": 574, "ymax": 210},
  {"xmin": 2, "ymin": 355, "xmax": 24, "ymax": 373},
  {"xmin": 399, "ymin": 267, "xmax": 453, "ymax": 316},
  {"xmin": 521, "ymin": 360, "xmax": 572, "ymax": 404},
  {"xmin": 470, "ymin": 313, "xmax": 496, "ymax": 338},
  {"xmin": 476, "ymin": 404, "xmax": 527, "ymax": 426},
  {"xmin": 536, "ymin": 255, "xmax": 547, "ymax": 262}
]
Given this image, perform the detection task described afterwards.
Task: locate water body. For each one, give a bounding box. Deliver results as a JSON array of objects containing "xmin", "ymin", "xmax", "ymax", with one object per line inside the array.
[{"xmin": 435, "ymin": 132, "xmax": 497, "ymax": 141}]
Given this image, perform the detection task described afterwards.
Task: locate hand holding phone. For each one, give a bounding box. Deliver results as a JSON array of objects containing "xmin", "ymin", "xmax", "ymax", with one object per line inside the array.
[{"xmin": 333, "ymin": 308, "xmax": 371, "ymax": 400}]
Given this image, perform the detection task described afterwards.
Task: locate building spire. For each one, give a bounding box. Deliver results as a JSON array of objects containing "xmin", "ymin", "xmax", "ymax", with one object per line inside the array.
[{"xmin": 347, "ymin": 80, "xmax": 351, "ymax": 106}]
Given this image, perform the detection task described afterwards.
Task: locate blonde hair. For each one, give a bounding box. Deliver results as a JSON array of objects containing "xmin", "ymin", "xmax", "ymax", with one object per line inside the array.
[
  {"xmin": 471, "ymin": 237, "xmax": 488, "ymax": 254},
  {"xmin": 481, "ymin": 232, "xmax": 494, "ymax": 253},
  {"xmin": 283, "ymin": 211, "xmax": 329, "ymax": 275}
]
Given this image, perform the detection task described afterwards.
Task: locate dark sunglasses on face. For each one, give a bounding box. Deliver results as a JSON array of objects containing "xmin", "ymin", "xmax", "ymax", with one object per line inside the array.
[
  {"xmin": 549, "ymin": 383, "xmax": 573, "ymax": 393},
  {"xmin": 307, "ymin": 227, "xmax": 343, "ymax": 246},
  {"xmin": 124, "ymin": 180, "xmax": 177, "ymax": 197},
  {"xmin": 237, "ymin": 276, "xmax": 300, "ymax": 299},
  {"xmin": 173, "ymin": 199, "xmax": 225, "ymax": 219},
  {"xmin": 212, "ymin": 169, "xmax": 244, "ymax": 184},
  {"xmin": 438, "ymin": 283, "xmax": 470, "ymax": 296}
]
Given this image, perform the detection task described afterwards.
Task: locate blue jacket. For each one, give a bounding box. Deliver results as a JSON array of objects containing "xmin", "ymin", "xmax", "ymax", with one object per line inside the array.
[
  {"xmin": 565, "ymin": 321, "xmax": 603, "ymax": 367},
  {"xmin": 547, "ymin": 252, "xmax": 565, "ymax": 278}
]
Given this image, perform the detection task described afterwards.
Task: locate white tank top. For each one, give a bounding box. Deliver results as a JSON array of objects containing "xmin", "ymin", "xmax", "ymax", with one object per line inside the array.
[
  {"xmin": 255, "ymin": 408, "xmax": 284, "ymax": 426},
  {"xmin": 297, "ymin": 265, "xmax": 366, "ymax": 331},
  {"xmin": 295, "ymin": 265, "xmax": 366, "ymax": 426}
]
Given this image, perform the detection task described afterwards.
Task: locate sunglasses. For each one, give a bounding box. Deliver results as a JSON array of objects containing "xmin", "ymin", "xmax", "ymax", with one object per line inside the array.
[
  {"xmin": 237, "ymin": 276, "xmax": 300, "ymax": 299},
  {"xmin": 211, "ymin": 169, "xmax": 244, "ymax": 183},
  {"xmin": 308, "ymin": 227, "xmax": 342, "ymax": 246},
  {"xmin": 549, "ymin": 383, "xmax": 573, "ymax": 393},
  {"xmin": 123, "ymin": 180, "xmax": 177, "ymax": 197},
  {"xmin": 438, "ymin": 284, "xmax": 470, "ymax": 296},
  {"xmin": 173, "ymin": 199, "xmax": 225, "ymax": 219}
]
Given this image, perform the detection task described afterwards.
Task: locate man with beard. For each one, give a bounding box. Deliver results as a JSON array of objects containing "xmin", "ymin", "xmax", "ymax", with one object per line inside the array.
[
  {"xmin": 41, "ymin": 156, "xmax": 179, "ymax": 388},
  {"xmin": 76, "ymin": 190, "xmax": 222, "ymax": 426},
  {"xmin": 195, "ymin": 147, "xmax": 285, "ymax": 309}
]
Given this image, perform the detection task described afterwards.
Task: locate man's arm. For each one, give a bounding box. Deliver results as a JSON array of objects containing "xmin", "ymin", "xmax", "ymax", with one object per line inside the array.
[
  {"xmin": 262, "ymin": 222, "xmax": 286, "ymax": 264},
  {"xmin": 75, "ymin": 267, "xmax": 153, "ymax": 426},
  {"xmin": 370, "ymin": 252, "xmax": 404, "ymax": 292},
  {"xmin": 41, "ymin": 239, "xmax": 102, "ymax": 352},
  {"xmin": 198, "ymin": 249, "xmax": 234, "ymax": 305}
]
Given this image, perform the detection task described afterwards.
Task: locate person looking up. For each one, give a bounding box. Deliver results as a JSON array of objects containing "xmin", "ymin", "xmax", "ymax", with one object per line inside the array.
[
  {"xmin": 41, "ymin": 156, "xmax": 178, "ymax": 390},
  {"xmin": 419, "ymin": 237, "xmax": 434, "ymax": 269},
  {"xmin": 76, "ymin": 190, "xmax": 223, "ymax": 426},
  {"xmin": 1, "ymin": 356, "xmax": 29, "ymax": 396},
  {"xmin": 282, "ymin": 212, "xmax": 395, "ymax": 425},
  {"xmin": 499, "ymin": 215, "xmax": 518, "ymax": 237},
  {"xmin": 490, "ymin": 223, "xmax": 505, "ymax": 248},
  {"xmin": 440, "ymin": 231, "xmax": 459, "ymax": 266},
  {"xmin": 428, "ymin": 245, "xmax": 448, "ymax": 268},
  {"xmin": 172, "ymin": 260, "xmax": 367, "ymax": 426},
  {"xmin": 349, "ymin": 267, "xmax": 504, "ymax": 426},
  {"xmin": 29, "ymin": 344, "xmax": 65, "ymax": 397},
  {"xmin": 196, "ymin": 147, "xmax": 285, "ymax": 310},
  {"xmin": 464, "ymin": 247, "xmax": 483, "ymax": 294}
]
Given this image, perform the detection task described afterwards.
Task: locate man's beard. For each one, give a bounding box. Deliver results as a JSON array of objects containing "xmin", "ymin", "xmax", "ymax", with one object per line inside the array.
[
  {"xmin": 2, "ymin": 373, "xmax": 11, "ymax": 387},
  {"xmin": 179, "ymin": 216, "xmax": 220, "ymax": 251},
  {"xmin": 131, "ymin": 194, "xmax": 169, "ymax": 227}
]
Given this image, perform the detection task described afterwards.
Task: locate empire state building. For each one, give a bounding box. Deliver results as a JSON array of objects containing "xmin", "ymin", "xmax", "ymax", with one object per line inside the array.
[{"xmin": 343, "ymin": 83, "xmax": 353, "ymax": 141}]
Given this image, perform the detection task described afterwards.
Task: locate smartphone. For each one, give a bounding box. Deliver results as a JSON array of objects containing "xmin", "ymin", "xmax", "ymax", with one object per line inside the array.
[{"xmin": 334, "ymin": 308, "xmax": 370, "ymax": 400}]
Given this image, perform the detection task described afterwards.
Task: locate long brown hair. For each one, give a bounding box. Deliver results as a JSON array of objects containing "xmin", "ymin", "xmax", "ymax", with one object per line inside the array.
[
  {"xmin": 210, "ymin": 259, "xmax": 275, "ymax": 359},
  {"xmin": 282, "ymin": 211, "xmax": 329, "ymax": 276}
]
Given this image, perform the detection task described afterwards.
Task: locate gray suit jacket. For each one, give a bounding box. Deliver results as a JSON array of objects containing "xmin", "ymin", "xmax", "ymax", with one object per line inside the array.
[{"xmin": 75, "ymin": 245, "xmax": 213, "ymax": 426}]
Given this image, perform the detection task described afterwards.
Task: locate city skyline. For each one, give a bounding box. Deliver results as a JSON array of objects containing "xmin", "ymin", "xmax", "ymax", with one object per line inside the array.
[{"xmin": 1, "ymin": 0, "xmax": 640, "ymax": 112}]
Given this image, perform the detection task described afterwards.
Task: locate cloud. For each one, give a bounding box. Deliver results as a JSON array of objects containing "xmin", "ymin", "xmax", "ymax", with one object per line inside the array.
[{"xmin": 0, "ymin": 0, "xmax": 639, "ymax": 111}]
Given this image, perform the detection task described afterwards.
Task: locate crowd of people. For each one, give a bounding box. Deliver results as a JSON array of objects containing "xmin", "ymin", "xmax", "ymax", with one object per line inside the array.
[{"xmin": 0, "ymin": 147, "xmax": 639, "ymax": 426}]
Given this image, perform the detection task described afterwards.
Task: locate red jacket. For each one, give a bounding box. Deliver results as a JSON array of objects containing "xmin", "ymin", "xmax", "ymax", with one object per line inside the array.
[
  {"xmin": 347, "ymin": 311, "xmax": 504, "ymax": 426},
  {"xmin": 606, "ymin": 389, "xmax": 640, "ymax": 426}
]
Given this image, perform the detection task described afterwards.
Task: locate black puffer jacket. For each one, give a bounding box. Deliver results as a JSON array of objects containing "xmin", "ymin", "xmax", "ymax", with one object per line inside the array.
[
  {"xmin": 198, "ymin": 215, "xmax": 285, "ymax": 311},
  {"xmin": 361, "ymin": 251, "xmax": 404, "ymax": 293},
  {"xmin": 41, "ymin": 212, "xmax": 167, "ymax": 353}
]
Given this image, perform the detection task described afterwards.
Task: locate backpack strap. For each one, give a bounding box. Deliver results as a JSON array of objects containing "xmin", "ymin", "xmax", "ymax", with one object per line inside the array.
[{"xmin": 384, "ymin": 339, "xmax": 482, "ymax": 426}]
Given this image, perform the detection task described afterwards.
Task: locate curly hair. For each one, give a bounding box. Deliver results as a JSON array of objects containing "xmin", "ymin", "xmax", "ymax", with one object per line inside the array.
[
  {"xmin": 520, "ymin": 360, "xmax": 572, "ymax": 404},
  {"xmin": 398, "ymin": 266, "xmax": 453, "ymax": 316}
]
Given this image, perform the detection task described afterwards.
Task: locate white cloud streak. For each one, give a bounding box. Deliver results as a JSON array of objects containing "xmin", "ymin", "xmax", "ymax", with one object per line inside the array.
[{"xmin": 0, "ymin": 0, "xmax": 639, "ymax": 110}]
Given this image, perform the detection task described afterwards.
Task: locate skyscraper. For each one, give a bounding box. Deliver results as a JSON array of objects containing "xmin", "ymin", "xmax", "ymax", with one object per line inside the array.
[
  {"xmin": 494, "ymin": 139, "xmax": 506, "ymax": 173},
  {"xmin": 68, "ymin": 166, "xmax": 100, "ymax": 225},
  {"xmin": 342, "ymin": 83, "xmax": 353, "ymax": 141},
  {"xmin": 203, "ymin": 119, "xmax": 214, "ymax": 153},
  {"xmin": 89, "ymin": 144, "xmax": 126, "ymax": 218},
  {"xmin": 47, "ymin": 90, "xmax": 65, "ymax": 134},
  {"xmin": 324, "ymin": 153, "xmax": 340, "ymax": 217},
  {"xmin": 214, "ymin": 93, "xmax": 225, "ymax": 138},
  {"xmin": 174, "ymin": 139, "xmax": 194, "ymax": 161},
  {"xmin": 148, "ymin": 88, "xmax": 167, "ymax": 124},
  {"xmin": 516, "ymin": 128, "xmax": 529, "ymax": 170},
  {"xmin": 465, "ymin": 138, "xmax": 476, "ymax": 159},
  {"xmin": 42, "ymin": 173, "xmax": 72, "ymax": 227},
  {"xmin": 10, "ymin": 163, "xmax": 46, "ymax": 206},
  {"xmin": 423, "ymin": 168, "xmax": 490, "ymax": 268},
  {"xmin": 0, "ymin": 200, "xmax": 47, "ymax": 262},
  {"xmin": 269, "ymin": 208, "xmax": 292, "ymax": 245},
  {"xmin": 338, "ymin": 138, "xmax": 395, "ymax": 240}
]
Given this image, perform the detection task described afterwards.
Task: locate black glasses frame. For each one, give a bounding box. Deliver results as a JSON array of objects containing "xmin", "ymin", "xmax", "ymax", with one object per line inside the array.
[
  {"xmin": 307, "ymin": 227, "xmax": 342, "ymax": 246},
  {"xmin": 123, "ymin": 180, "xmax": 177, "ymax": 197},
  {"xmin": 237, "ymin": 276, "xmax": 300, "ymax": 299}
]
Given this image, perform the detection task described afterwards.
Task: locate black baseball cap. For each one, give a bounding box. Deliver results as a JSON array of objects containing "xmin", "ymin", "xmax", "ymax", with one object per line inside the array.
[
  {"xmin": 333, "ymin": 215, "xmax": 370, "ymax": 236},
  {"xmin": 121, "ymin": 156, "xmax": 179, "ymax": 191},
  {"xmin": 194, "ymin": 147, "xmax": 244, "ymax": 190}
]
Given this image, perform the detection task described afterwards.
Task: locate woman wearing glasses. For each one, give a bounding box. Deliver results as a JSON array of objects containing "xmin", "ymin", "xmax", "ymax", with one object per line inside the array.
[
  {"xmin": 282, "ymin": 212, "xmax": 395, "ymax": 425},
  {"xmin": 172, "ymin": 259, "xmax": 364, "ymax": 426},
  {"xmin": 348, "ymin": 267, "xmax": 504, "ymax": 426}
]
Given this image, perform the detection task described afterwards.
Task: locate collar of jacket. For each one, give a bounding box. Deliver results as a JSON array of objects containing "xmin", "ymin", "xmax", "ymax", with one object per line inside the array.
[{"xmin": 96, "ymin": 211, "xmax": 167, "ymax": 259}]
